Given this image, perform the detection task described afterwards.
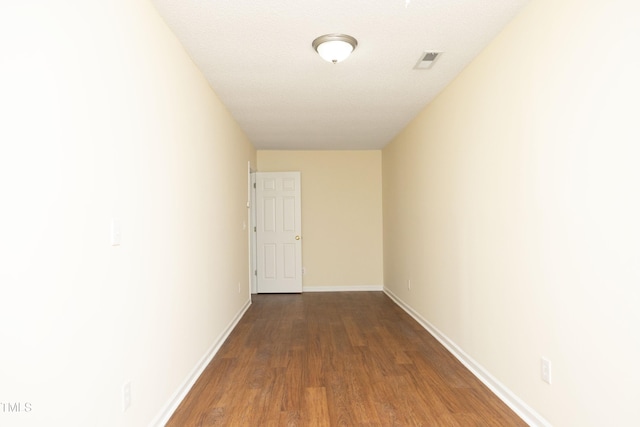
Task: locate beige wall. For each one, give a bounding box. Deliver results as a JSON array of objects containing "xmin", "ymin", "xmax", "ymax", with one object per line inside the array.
[
  {"xmin": 382, "ymin": 0, "xmax": 640, "ymax": 425},
  {"xmin": 258, "ymin": 151, "xmax": 383, "ymax": 289},
  {"xmin": 0, "ymin": 1, "xmax": 255, "ymax": 426}
]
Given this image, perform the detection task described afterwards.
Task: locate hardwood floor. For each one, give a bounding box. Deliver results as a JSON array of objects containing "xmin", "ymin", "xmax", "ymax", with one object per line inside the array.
[{"xmin": 166, "ymin": 292, "xmax": 527, "ymax": 426}]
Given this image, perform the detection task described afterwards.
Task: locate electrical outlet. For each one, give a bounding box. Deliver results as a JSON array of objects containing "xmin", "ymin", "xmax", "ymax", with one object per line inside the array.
[
  {"xmin": 541, "ymin": 358, "xmax": 552, "ymax": 384},
  {"xmin": 122, "ymin": 381, "xmax": 131, "ymax": 412},
  {"xmin": 238, "ymin": 282, "xmax": 241, "ymax": 293},
  {"xmin": 407, "ymin": 279, "xmax": 411, "ymax": 290},
  {"xmin": 110, "ymin": 219, "xmax": 122, "ymax": 246}
]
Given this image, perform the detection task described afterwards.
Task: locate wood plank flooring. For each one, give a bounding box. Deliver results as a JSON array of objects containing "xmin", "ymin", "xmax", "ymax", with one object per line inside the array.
[{"xmin": 166, "ymin": 292, "xmax": 527, "ymax": 426}]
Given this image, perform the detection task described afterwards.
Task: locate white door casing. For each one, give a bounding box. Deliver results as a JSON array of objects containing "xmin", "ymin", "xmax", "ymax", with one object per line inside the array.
[
  {"xmin": 256, "ymin": 172, "xmax": 302, "ymax": 293},
  {"xmin": 250, "ymin": 171, "xmax": 257, "ymax": 294}
]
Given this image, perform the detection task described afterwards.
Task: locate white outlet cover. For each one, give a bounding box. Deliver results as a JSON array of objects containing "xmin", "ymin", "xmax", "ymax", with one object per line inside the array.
[
  {"xmin": 122, "ymin": 381, "xmax": 131, "ymax": 412},
  {"xmin": 541, "ymin": 358, "xmax": 552, "ymax": 384},
  {"xmin": 111, "ymin": 219, "xmax": 122, "ymax": 246}
]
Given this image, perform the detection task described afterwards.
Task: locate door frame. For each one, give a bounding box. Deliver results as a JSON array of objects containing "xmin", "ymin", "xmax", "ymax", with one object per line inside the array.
[{"xmin": 249, "ymin": 167, "xmax": 257, "ymax": 294}]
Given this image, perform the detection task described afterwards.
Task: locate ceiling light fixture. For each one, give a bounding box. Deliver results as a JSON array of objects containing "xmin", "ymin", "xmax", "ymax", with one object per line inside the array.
[{"xmin": 312, "ymin": 34, "xmax": 358, "ymax": 64}]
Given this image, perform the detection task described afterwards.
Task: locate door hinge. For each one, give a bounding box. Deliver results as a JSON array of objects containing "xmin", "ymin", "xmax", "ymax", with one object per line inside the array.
[
  {"xmin": 254, "ymin": 270, "xmax": 257, "ymax": 276},
  {"xmin": 254, "ymin": 226, "xmax": 257, "ymax": 232},
  {"xmin": 253, "ymin": 182, "xmax": 256, "ymax": 189}
]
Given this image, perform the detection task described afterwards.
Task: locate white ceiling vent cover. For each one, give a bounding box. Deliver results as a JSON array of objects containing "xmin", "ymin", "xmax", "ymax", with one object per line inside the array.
[{"xmin": 414, "ymin": 51, "xmax": 442, "ymax": 70}]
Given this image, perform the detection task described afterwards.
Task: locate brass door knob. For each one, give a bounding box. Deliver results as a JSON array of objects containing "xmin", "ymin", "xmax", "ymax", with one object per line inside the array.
[{"xmin": 295, "ymin": 235, "xmax": 301, "ymax": 240}]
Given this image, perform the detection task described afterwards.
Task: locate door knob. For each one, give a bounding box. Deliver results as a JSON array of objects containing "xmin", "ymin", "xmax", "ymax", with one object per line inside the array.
[{"xmin": 295, "ymin": 235, "xmax": 301, "ymax": 240}]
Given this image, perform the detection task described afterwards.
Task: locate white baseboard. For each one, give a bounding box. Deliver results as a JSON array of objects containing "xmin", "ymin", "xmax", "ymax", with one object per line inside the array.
[
  {"xmin": 383, "ymin": 287, "xmax": 551, "ymax": 427},
  {"xmin": 149, "ymin": 298, "xmax": 252, "ymax": 427},
  {"xmin": 303, "ymin": 284, "xmax": 384, "ymax": 292}
]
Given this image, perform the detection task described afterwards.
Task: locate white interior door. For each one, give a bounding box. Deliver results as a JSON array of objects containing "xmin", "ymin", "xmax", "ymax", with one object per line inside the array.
[{"xmin": 256, "ymin": 172, "xmax": 302, "ymax": 293}]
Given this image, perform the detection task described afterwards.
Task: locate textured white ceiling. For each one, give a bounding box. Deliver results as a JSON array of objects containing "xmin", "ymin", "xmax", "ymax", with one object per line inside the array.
[{"xmin": 152, "ymin": 0, "xmax": 529, "ymax": 150}]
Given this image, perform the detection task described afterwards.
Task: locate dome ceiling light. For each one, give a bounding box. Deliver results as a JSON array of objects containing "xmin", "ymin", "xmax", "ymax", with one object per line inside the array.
[{"xmin": 312, "ymin": 34, "xmax": 358, "ymax": 64}]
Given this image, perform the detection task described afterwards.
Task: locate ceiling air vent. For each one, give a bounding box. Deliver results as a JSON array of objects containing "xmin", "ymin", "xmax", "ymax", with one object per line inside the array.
[{"xmin": 414, "ymin": 51, "xmax": 442, "ymax": 70}]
